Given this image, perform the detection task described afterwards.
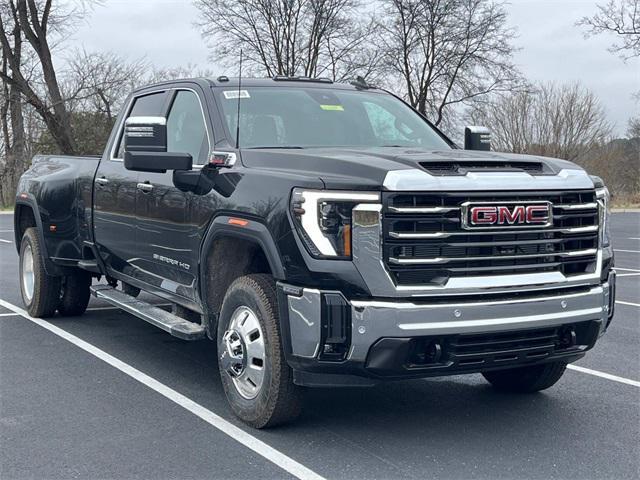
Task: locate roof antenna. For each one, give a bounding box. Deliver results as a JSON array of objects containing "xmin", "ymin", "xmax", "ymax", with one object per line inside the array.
[{"xmin": 235, "ymin": 49, "xmax": 243, "ymax": 149}]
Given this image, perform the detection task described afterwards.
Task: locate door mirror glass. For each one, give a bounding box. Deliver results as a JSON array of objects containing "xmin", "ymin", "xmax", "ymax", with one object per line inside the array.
[{"xmin": 464, "ymin": 126, "xmax": 491, "ymax": 151}]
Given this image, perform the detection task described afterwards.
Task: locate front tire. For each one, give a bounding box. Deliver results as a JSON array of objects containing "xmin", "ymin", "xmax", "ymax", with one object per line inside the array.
[
  {"xmin": 482, "ymin": 362, "xmax": 567, "ymax": 393},
  {"xmin": 19, "ymin": 228, "xmax": 61, "ymax": 318},
  {"xmin": 217, "ymin": 274, "xmax": 302, "ymax": 428}
]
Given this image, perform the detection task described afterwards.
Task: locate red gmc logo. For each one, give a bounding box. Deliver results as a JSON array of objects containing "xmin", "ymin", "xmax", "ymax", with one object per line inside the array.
[{"xmin": 465, "ymin": 203, "xmax": 551, "ymax": 228}]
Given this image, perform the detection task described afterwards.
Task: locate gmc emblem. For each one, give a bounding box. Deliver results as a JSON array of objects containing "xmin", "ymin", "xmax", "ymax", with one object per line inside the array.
[{"xmin": 462, "ymin": 202, "xmax": 552, "ymax": 229}]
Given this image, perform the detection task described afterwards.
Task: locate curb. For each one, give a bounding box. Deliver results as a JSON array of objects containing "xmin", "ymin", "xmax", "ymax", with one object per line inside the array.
[{"xmin": 0, "ymin": 211, "xmax": 13, "ymax": 215}]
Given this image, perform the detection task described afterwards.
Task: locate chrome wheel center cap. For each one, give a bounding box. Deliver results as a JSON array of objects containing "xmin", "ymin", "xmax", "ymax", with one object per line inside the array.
[{"xmin": 221, "ymin": 329, "xmax": 247, "ymax": 378}]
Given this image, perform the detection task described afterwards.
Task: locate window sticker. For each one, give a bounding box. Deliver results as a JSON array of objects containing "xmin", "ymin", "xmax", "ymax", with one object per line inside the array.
[
  {"xmin": 320, "ymin": 104, "xmax": 344, "ymax": 111},
  {"xmin": 223, "ymin": 90, "xmax": 251, "ymax": 99}
]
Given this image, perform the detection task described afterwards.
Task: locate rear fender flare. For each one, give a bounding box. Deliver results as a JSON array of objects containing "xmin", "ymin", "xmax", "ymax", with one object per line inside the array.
[{"xmin": 14, "ymin": 198, "xmax": 64, "ymax": 276}]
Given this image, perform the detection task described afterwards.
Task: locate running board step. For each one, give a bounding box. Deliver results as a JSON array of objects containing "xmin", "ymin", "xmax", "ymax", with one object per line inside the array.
[
  {"xmin": 77, "ymin": 260, "xmax": 101, "ymax": 273},
  {"xmin": 90, "ymin": 285, "xmax": 205, "ymax": 340}
]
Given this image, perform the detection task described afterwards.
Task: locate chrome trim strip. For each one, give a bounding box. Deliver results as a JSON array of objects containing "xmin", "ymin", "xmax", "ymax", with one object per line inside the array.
[
  {"xmin": 388, "ymin": 225, "xmax": 599, "ymax": 239},
  {"xmin": 395, "ymin": 307, "xmax": 603, "ymax": 332},
  {"xmin": 555, "ymin": 202, "xmax": 598, "ymax": 210},
  {"xmin": 125, "ymin": 116, "xmax": 166, "ymax": 126},
  {"xmin": 388, "ymin": 206, "xmax": 459, "ymax": 214},
  {"xmin": 388, "ymin": 248, "xmax": 598, "ymax": 265},
  {"xmin": 383, "ymin": 168, "xmax": 595, "ymax": 191},
  {"xmin": 350, "ymin": 285, "xmax": 603, "ymax": 309}
]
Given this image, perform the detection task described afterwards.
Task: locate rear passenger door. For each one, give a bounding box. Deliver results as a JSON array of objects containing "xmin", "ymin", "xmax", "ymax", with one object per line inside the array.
[{"xmin": 135, "ymin": 88, "xmax": 211, "ymax": 301}]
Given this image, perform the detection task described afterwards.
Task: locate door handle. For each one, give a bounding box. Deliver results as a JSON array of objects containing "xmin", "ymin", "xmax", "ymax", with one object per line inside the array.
[
  {"xmin": 95, "ymin": 177, "xmax": 109, "ymax": 185},
  {"xmin": 137, "ymin": 182, "xmax": 154, "ymax": 193}
]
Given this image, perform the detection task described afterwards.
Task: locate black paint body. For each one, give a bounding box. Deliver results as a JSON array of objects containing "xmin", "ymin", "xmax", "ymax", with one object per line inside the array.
[{"xmin": 14, "ymin": 78, "xmax": 606, "ymax": 376}]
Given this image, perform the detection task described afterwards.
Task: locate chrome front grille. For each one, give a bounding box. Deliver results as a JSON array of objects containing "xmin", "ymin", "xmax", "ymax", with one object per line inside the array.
[{"xmin": 382, "ymin": 190, "xmax": 599, "ymax": 286}]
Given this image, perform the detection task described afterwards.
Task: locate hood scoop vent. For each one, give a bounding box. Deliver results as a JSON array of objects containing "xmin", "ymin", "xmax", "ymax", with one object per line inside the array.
[{"xmin": 420, "ymin": 161, "xmax": 546, "ymax": 176}]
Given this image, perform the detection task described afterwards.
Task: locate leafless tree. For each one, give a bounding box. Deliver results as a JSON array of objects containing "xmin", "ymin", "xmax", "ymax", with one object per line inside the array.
[
  {"xmin": 376, "ymin": 0, "xmax": 522, "ymax": 127},
  {"xmin": 468, "ymin": 82, "xmax": 612, "ymax": 162},
  {"xmin": 0, "ymin": 0, "xmax": 78, "ymax": 154},
  {"xmin": 193, "ymin": 0, "xmax": 379, "ymax": 82},
  {"xmin": 146, "ymin": 63, "xmax": 216, "ymax": 84},
  {"xmin": 578, "ymin": 0, "xmax": 640, "ymax": 60},
  {"xmin": 628, "ymin": 116, "xmax": 640, "ymax": 138},
  {"xmin": 65, "ymin": 49, "xmax": 147, "ymax": 121}
]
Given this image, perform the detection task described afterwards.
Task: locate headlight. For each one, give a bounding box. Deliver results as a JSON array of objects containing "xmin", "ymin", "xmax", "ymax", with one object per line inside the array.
[
  {"xmin": 290, "ymin": 188, "xmax": 380, "ymax": 259},
  {"xmin": 596, "ymin": 186, "xmax": 611, "ymax": 247}
]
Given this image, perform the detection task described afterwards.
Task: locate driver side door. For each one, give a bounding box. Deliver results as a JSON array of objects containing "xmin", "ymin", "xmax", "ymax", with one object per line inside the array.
[{"xmin": 135, "ymin": 88, "xmax": 211, "ymax": 302}]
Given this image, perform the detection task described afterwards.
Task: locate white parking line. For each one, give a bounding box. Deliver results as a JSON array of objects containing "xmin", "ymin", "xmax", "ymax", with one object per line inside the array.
[
  {"xmin": 0, "ymin": 229, "xmax": 13, "ymax": 233},
  {"xmin": 615, "ymin": 267, "xmax": 640, "ymax": 272},
  {"xmin": 617, "ymin": 273, "xmax": 640, "ymax": 277},
  {"xmin": 0, "ymin": 312, "xmax": 19, "ymax": 317},
  {"xmin": 567, "ymin": 365, "xmax": 640, "ymax": 388},
  {"xmin": 0, "ymin": 298, "xmax": 325, "ymax": 480},
  {"xmin": 616, "ymin": 300, "xmax": 640, "ymax": 308},
  {"xmin": 628, "ymin": 238, "xmax": 640, "ymax": 240},
  {"xmin": 615, "ymin": 249, "xmax": 640, "ymax": 254},
  {"xmin": 0, "ymin": 239, "xmax": 12, "ymax": 243}
]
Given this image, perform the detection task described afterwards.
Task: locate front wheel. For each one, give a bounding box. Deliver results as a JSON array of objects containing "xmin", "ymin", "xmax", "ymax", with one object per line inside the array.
[
  {"xmin": 217, "ymin": 274, "xmax": 302, "ymax": 428},
  {"xmin": 482, "ymin": 362, "xmax": 567, "ymax": 393},
  {"xmin": 19, "ymin": 228, "xmax": 61, "ymax": 318}
]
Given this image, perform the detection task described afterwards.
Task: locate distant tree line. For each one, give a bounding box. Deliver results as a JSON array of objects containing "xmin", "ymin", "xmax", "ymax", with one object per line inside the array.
[{"xmin": 0, "ymin": 0, "xmax": 638, "ymax": 207}]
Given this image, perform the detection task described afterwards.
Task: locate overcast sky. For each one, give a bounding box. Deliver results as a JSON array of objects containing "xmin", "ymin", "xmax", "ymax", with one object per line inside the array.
[{"xmin": 67, "ymin": 0, "xmax": 638, "ymax": 136}]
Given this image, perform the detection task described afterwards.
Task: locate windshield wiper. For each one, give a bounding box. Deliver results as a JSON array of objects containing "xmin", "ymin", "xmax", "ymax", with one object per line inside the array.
[{"xmin": 245, "ymin": 146, "xmax": 305, "ymax": 149}]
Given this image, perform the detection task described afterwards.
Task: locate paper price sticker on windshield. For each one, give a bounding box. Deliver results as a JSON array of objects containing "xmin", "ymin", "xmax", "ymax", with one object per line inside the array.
[
  {"xmin": 320, "ymin": 105, "xmax": 344, "ymax": 111},
  {"xmin": 223, "ymin": 90, "xmax": 251, "ymax": 99}
]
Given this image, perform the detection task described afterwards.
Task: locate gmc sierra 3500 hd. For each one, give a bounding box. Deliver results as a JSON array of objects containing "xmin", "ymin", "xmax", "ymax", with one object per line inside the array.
[{"xmin": 14, "ymin": 76, "xmax": 615, "ymax": 428}]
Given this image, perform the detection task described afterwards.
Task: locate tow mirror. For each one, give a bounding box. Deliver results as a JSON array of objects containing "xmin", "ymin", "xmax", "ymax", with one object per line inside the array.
[
  {"xmin": 123, "ymin": 116, "xmax": 192, "ymax": 173},
  {"xmin": 464, "ymin": 126, "xmax": 491, "ymax": 151}
]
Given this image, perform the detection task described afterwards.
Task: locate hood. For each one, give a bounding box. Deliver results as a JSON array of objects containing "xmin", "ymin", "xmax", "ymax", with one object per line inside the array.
[{"xmin": 239, "ymin": 147, "xmax": 593, "ymax": 191}]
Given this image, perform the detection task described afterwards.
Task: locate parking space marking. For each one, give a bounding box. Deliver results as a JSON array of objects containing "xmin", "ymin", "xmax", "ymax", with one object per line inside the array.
[
  {"xmin": 615, "ymin": 267, "xmax": 640, "ymax": 272},
  {"xmin": 616, "ymin": 300, "xmax": 640, "ymax": 308},
  {"xmin": 0, "ymin": 239, "xmax": 12, "ymax": 243},
  {"xmin": 615, "ymin": 249, "xmax": 640, "ymax": 254},
  {"xmin": 0, "ymin": 229, "xmax": 13, "ymax": 233},
  {"xmin": 567, "ymin": 365, "xmax": 640, "ymax": 388},
  {"xmin": 0, "ymin": 312, "xmax": 20, "ymax": 317},
  {"xmin": 0, "ymin": 297, "xmax": 326, "ymax": 480},
  {"xmin": 617, "ymin": 273, "xmax": 640, "ymax": 277}
]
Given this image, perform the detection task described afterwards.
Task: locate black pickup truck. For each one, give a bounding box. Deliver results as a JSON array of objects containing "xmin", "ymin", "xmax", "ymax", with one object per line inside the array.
[{"xmin": 14, "ymin": 77, "xmax": 615, "ymax": 428}]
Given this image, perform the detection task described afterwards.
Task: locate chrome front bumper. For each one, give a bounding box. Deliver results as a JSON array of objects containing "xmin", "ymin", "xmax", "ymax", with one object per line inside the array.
[{"xmin": 284, "ymin": 281, "xmax": 612, "ymax": 363}]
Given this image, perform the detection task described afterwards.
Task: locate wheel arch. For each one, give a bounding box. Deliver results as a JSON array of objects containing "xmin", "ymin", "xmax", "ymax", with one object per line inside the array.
[
  {"xmin": 198, "ymin": 215, "xmax": 286, "ymax": 337},
  {"xmin": 14, "ymin": 199, "xmax": 63, "ymax": 276}
]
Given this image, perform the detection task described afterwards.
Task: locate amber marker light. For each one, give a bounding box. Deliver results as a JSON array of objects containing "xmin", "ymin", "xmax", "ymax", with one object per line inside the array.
[{"xmin": 228, "ymin": 218, "xmax": 249, "ymax": 227}]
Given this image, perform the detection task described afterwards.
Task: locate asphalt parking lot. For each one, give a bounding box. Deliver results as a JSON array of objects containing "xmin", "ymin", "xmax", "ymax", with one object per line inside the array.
[{"xmin": 0, "ymin": 212, "xmax": 638, "ymax": 480}]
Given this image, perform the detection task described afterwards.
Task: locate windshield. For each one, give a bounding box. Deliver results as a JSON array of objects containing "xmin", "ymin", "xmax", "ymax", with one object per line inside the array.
[{"xmin": 215, "ymin": 86, "xmax": 452, "ymax": 150}]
